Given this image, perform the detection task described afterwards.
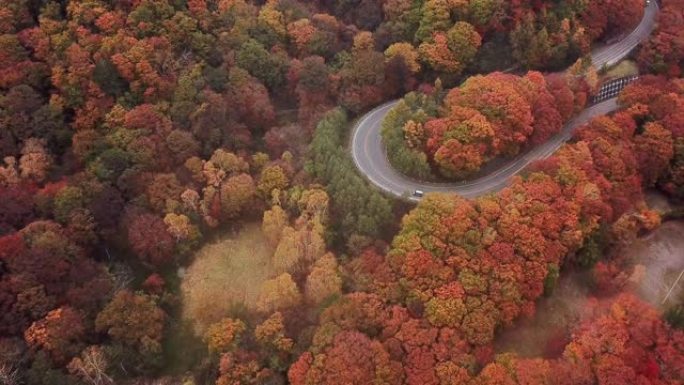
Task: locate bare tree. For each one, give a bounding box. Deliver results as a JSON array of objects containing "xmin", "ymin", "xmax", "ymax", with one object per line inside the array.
[
  {"xmin": 67, "ymin": 346, "xmax": 113, "ymax": 385},
  {"xmin": 108, "ymin": 263, "xmax": 134, "ymax": 295},
  {"xmin": 0, "ymin": 364, "xmax": 19, "ymax": 385}
]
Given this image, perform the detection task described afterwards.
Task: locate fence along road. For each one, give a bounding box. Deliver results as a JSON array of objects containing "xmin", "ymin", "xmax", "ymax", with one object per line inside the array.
[{"xmin": 350, "ymin": 0, "xmax": 659, "ymax": 201}]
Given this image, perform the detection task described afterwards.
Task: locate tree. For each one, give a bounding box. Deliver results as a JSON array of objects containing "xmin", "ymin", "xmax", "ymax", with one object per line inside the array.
[
  {"xmin": 384, "ymin": 42, "xmax": 421, "ymax": 74},
  {"xmin": 146, "ymin": 173, "xmax": 183, "ymax": 213},
  {"xmin": 257, "ymin": 165, "xmax": 289, "ymax": 197},
  {"xmin": 444, "ymin": 73, "xmax": 534, "ymax": 156},
  {"xmin": 467, "ymin": 0, "xmax": 504, "ymax": 29},
  {"xmin": 308, "ymin": 109, "xmax": 393, "ymax": 240},
  {"xmin": 304, "ymin": 252, "xmax": 342, "ymax": 304},
  {"xmin": 95, "ymin": 290, "xmax": 165, "ymax": 356},
  {"xmin": 419, "ymin": 22, "xmax": 481, "ymax": 76},
  {"xmin": 255, "ymin": 312, "xmax": 293, "ymax": 352},
  {"xmin": 381, "ymin": 93, "xmax": 437, "ymax": 179},
  {"xmin": 273, "ymin": 225, "xmax": 326, "ymax": 274},
  {"xmin": 226, "ymin": 68, "xmax": 276, "ymax": 131},
  {"xmin": 24, "ymin": 307, "xmax": 86, "ymax": 365},
  {"xmin": 288, "ymin": 331, "xmax": 403, "ymax": 385},
  {"xmin": 433, "ymin": 139, "xmax": 484, "ymax": 178},
  {"xmin": 415, "ymin": 0, "xmax": 451, "ymax": 43},
  {"xmin": 215, "ymin": 351, "xmax": 267, "ymax": 385},
  {"xmin": 262, "ymin": 205, "xmax": 289, "ymax": 246},
  {"xmin": 123, "ymin": 104, "xmax": 172, "ymax": 136},
  {"xmin": 580, "ymin": 0, "xmax": 643, "ymax": 41},
  {"xmin": 219, "ymin": 173, "xmax": 256, "ymax": 219},
  {"xmin": 163, "ymin": 213, "xmax": 199, "ymax": 243},
  {"xmin": 634, "ymin": 122, "xmax": 674, "ymax": 186},
  {"xmin": 92, "ymin": 59, "xmax": 128, "ymax": 98},
  {"xmin": 0, "ymin": 182, "xmax": 36, "ymax": 234},
  {"xmin": 128, "ymin": 212, "xmax": 175, "ymax": 267},
  {"xmin": 18, "ymin": 138, "xmax": 52, "ymax": 183},
  {"xmin": 67, "ymin": 346, "xmax": 113, "ymax": 385},
  {"xmin": 53, "ymin": 186, "xmax": 86, "ymax": 223},
  {"xmin": 637, "ymin": 0, "xmax": 684, "ymax": 75},
  {"xmin": 203, "ymin": 318, "xmax": 246, "ymax": 354},
  {"xmin": 255, "ymin": 273, "xmax": 301, "ymax": 313},
  {"xmin": 165, "ymin": 130, "xmax": 200, "ymax": 164},
  {"xmin": 236, "ymin": 39, "xmax": 287, "ymax": 89}
]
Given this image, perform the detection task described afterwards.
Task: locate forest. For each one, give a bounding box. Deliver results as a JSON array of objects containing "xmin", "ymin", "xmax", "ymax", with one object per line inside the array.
[{"xmin": 0, "ymin": 0, "xmax": 683, "ymax": 384}]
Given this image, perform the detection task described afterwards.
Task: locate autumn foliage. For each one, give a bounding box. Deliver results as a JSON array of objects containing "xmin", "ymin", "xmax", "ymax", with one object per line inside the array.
[
  {"xmin": 292, "ymin": 76, "xmax": 684, "ymax": 384},
  {"xmin": 0, "ymin": 0, "xmax": 680, "ymax": 383},
  {"xmin": 385, "ymin": 70, "xmax": 588, "ymax": 179}
]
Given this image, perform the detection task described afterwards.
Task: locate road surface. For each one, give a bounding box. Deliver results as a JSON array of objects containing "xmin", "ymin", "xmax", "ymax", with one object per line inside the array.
[{"xmin": 351, "ymin": 1, "xmax": 659, "ymax": 201}]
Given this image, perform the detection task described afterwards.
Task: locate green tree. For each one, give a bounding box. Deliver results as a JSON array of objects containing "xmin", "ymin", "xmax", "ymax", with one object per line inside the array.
[
  {"xmin": 92, "ymin": 59, "xmax": 128, "ymax": 98},
  {"xmin": 415, "ymin": 0, "xmax": 452, "ymax": 43},
  {"xmin": 308, "ymin": 109, "xmax": 393, "ymax": 241},
  {"xmin": 381, "ymin": 93, "xmax": 437, "ymax": 180},
  {"xmin": 236, "ymin": 39, "xmax": 287, "ymax": 89}
]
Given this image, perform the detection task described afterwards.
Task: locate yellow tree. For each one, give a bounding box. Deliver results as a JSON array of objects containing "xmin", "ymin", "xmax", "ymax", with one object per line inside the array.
[
  {"xmin": 19, "ymin": 138, "xmax": 52, "ymax": 182},
  {"xmin": 262, "ymin": 205, "xmax": 289, "ymax": 246},
  {"xmin": 255, "ymin": 312, "xmax": 294, "ymax": 352},
  {"xmin": 163, "ymin": 213, "xmax": 199, "ymax": 243},
  {"xmin": 304, "ymin": 253, "xmax": 342, "ymax": 304},
  {"xmin": 384, "ymin": 43, "xmax": 421, "ymax": 74},
  {"xmin": 257, "ymin": 164, "xmax": 289, "ymax": 198},
  {"xmin": 258, "ymin": 0, "xmax": 287, "ymax": 39},
  {"xmin": 256, "ymin": 273, "xmax": 301, "ymax": 313},
  {"xmin": 219, "ymin": 173, "xmax": 255, "ymax": 219},
  {"xmin": 273, "ymin": 226, "xmax": 326, "ymax": 273}
]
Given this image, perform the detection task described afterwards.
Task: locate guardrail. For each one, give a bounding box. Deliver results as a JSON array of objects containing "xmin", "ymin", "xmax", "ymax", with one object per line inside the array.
[{"xmin": 591, "ymin": 75, "xmax": 640, "ymax": 105}]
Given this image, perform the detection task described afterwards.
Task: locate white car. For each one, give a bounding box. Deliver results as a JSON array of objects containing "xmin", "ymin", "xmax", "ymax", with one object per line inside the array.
[{"xmin": 413, "ymin": 190, "xmax": 424, "ymax": 198}]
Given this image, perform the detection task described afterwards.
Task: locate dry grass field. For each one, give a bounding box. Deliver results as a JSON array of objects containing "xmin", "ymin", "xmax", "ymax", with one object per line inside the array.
[
  {"xmin": 601, "ymin": 59, "xmax": 639, "ymax": 80},
  {"xmin": 181, "ymin": 222, "xmax": 275, "ymax": 334}
]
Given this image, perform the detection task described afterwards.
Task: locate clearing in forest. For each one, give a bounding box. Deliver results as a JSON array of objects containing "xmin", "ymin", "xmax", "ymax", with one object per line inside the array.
[
  {"xmin": 601, "ymin": 59, "xmax": 639, "ymax": 80},
  {"xmin": 181, "ymin": 222, "xmax": 275, "ymax": 334}
]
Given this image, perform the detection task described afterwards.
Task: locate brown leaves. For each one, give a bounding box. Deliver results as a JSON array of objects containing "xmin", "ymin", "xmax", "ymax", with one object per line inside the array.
[{"xmin": 95, "ymin": 290, "xmax": 165, "ymax": 352}]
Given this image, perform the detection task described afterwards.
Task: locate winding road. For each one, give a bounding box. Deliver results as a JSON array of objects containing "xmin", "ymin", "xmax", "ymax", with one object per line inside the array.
[{"xmin": 351, "ymin": 1, "xmax": 659, "ymax": 201}]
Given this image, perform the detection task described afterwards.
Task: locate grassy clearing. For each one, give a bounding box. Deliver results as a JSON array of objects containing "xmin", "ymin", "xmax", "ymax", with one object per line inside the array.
[
  {"xmin": 181, "ymin": 222, "xmax": 275, "ymax": 335},
  {"xmin": 601, "ymin": 60, "xmax": 639, "ymax": 80}
]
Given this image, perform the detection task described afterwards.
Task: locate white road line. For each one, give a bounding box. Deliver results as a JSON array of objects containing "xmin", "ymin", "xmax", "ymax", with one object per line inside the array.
[{"xmin": 349, "ymin": 2, "xmax": 658, "ymax": 200}]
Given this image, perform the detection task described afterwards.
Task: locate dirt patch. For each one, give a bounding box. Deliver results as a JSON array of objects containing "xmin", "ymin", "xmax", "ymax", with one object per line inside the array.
[
  {"xmin": 645, "ymin": 190, "xmax": 675, "ymax": 213},
  {"xmin": 181, "ymin": 222, "xmax": 275, "ymax": 334},
  {"xmin": 494, "ymin": 271, "xmax": 594, "ymax": 358},
  {"xmin": 624, "ymin": 220, "xmax": 684, "ymax": 307}
]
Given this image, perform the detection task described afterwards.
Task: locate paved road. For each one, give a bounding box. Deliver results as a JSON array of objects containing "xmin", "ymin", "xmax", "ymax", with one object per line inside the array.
[
  {"xmin": 591, "ymin": 1, "xmax": 659, "ymax": 69},
  {"xmin": 351, "ymin": 1, "xmax": 659, "ymax": 201}
]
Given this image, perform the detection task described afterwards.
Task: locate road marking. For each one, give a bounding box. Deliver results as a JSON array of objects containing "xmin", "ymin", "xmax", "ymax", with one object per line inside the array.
[{"xmin": 350, "ymin": 1, "xmax": 658, "ymax": 200}]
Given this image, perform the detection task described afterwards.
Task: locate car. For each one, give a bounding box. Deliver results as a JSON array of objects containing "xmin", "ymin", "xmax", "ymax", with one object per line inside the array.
[{"xmin": 413, "ymin": 190, "xmax": 424, "ymax": 198}]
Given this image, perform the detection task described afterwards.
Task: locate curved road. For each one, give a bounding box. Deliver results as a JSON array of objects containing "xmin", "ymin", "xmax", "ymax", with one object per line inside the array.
[{"xmin": 351, "ymin": 1, "xmax": 659, "ymax": 201}]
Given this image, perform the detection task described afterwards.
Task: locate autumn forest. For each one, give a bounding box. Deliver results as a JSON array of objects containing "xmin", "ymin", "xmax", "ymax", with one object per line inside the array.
[{"xmin": 0, "ymin": 0, "xmax": 683, "ymax": 384}]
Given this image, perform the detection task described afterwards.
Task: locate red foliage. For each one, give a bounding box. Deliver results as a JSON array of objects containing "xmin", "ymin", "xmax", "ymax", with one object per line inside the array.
[
  {"xmin": 637, "ymin": 0, "xmax": 684, "ymax": 76},
  {"xmin": 289, "ymin": 330, "xmax": 403, "ymax": 385},
  {"xmin": 423, "ymin": 71, "xmax": 583, "ymax": 177},
  {"xmin": 124, "ymin": 104, "xmax": 172, "ymax": 136},
  {"xmin": 127, "ymin": 212, "xmax": 175, "ymax": 267},
  {"xmin": 142, "ymin": 273, "xmax": 165, "ymax": 294},
  {"xmin": 0, "ymin": 183, "xmax": 36, "ymax": 234}
]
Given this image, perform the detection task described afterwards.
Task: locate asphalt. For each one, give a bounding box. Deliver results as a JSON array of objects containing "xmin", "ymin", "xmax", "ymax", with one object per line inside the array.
[{"xmin": 350, "ymin": 1, "xmax": 659, "ymax": 201}]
